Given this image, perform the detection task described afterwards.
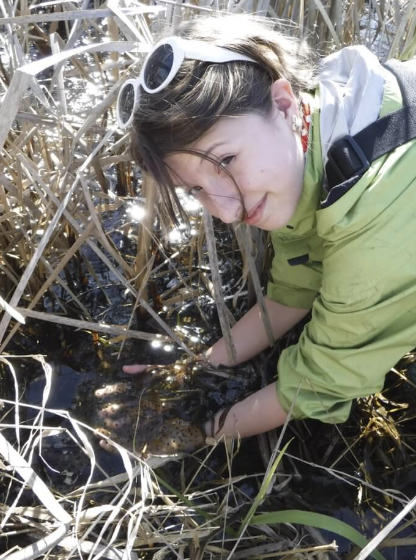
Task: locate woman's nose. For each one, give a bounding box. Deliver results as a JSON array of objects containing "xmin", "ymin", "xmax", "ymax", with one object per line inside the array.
[{"xmin": 203, "ymin": 180, "xmax": 243, "ymax": 224}]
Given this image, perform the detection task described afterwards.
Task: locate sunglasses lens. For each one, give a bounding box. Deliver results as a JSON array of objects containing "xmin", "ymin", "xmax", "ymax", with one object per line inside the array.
[
  {"xmin": 119, "ymin": 82, "xmax": 136, "ymax": 125},
  {"xmin": 143, "ymin": 44, "xmax": 174, "ymax": 90}
]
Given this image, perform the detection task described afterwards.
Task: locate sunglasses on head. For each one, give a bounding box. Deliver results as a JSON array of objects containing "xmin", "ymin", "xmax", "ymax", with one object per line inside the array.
[{"xmin": 116, "ymin": 36, "xmax": 256, "ymax": 129}]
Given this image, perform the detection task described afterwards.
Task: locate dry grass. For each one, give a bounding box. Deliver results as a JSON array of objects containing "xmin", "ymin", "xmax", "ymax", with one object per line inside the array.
[
  {"xmin": 1, "ymin": 0, "xmax": 415, "ymax": 348},
  {"xmin": 1, "ymin": 0, "xmax": 416, "ymax": 558},
  {"xmin": 1, "ymin": 353, "xmax": 416, "ymax": 559}
]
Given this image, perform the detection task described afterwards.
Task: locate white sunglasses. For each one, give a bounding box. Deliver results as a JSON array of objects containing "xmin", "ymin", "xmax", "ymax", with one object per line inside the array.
[{"xmin": 116, "ymin": 36, "xmax": 256, "ymax": 129}]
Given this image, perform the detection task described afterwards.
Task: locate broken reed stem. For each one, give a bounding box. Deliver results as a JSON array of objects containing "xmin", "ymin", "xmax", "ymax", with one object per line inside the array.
[
  {"xmin": 203, "ymin": 210, "xmax": 237, "ymax": 364},
  {"xmin": 13, "ymin": 307, "xmax": 168, "ymax": 342},
  {"xmin": 234, "ymin": 224, "xmax": 275, "ymax": 348},
  {"xmin": 0, "ymin": 6, "xmax": 165, "ymax": 25},
  {"xmin": 135, "ymin": 173, "xmax": 157, "ymax": 298}
]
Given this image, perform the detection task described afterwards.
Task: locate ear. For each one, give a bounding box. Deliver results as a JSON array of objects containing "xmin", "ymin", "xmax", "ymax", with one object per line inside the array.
[{"xmin": 270, "ymin": 78, "xmax": 299, "ymax": 120}]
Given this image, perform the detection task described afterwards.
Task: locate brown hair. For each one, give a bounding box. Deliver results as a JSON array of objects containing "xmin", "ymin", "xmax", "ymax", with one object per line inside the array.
[{"xmin": 130, "ymin": 14, "xmax": 317, "ymax": 224}]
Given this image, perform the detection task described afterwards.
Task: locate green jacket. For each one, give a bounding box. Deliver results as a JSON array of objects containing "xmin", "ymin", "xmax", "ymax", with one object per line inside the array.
[{"xmin": 267, "ymin": 61, "xmax": 416, "ymax": 423}]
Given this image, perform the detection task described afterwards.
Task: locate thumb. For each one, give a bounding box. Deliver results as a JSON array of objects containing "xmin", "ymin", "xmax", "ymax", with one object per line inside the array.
[{"xmin": 122, "ymin": 364, "xmax": 149, "ymax": 374}]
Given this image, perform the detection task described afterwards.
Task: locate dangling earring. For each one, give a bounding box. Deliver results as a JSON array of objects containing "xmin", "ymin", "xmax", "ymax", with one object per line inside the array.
[
  {"xmin": 292, "ymin": 114, "xmax": 302, "ymax": 134},
  {"xmin": 300, "ymin": 101, "xmax": 312, "ymax": 152}
]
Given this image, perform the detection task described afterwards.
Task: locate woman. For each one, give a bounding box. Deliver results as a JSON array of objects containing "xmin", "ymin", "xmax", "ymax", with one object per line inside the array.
[{"xmin": 101, "ymin": 13, "xmax": 416, "ymax": 451}]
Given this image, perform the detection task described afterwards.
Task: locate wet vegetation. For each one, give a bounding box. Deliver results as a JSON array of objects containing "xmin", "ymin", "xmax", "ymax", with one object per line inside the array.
[{"xmin": 1, "ymin": 0, "xmax": 416, "ymax": 558}]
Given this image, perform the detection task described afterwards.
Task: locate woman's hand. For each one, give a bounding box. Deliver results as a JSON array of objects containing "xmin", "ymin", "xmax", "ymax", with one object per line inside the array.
[{"xmin": 203, "ymin": 383, "xmax": 289, "ymax": 440}]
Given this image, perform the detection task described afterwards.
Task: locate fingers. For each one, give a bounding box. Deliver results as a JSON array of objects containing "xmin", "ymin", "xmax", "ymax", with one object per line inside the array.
[
  {"xmin": 94, "ymin": 427, "xmax": 119, "ymax": 454},
  {"xmin": 96, "ymin": 402, "xmax": 123, "ymax": 419},
  {"xmin": 95, "ymin": 401, "xmax": 137, "ymax": 419},
  {"xmin": 95, "ymin": 427, "xmax": 111, "ymax": 439},
  {"xmin": 122, "ymin": 364, "xmax": 149, "ymax": 374},
  {"xmin": 99, "ymin": 439, "xmax": 117, "ymax": 453},
  {"xmin": 94, "ymin": 426, "xmax": 129, "ymax": 454},
  {"xmin": 95, "ymin": 384, "xmax": 131, "ymax": 398}
]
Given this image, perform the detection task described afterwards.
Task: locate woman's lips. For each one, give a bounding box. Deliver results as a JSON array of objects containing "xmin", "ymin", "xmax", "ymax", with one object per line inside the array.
[{"xmin": 244, "ymin": 195, "xmax": 267, "ymax": 226}]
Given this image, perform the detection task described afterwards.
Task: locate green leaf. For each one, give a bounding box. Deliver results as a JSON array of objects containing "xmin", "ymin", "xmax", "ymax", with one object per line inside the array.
[
  {"xmin": 238, "ymin": 439, "xmax": 293, "ymax": 535},
  {"xmin": 250, "ymin": 510, "xmax": 387, "ymax": 560},
  {"xmin": 155, "ymin": 471, "xmax": 239, "ymax": 537}
]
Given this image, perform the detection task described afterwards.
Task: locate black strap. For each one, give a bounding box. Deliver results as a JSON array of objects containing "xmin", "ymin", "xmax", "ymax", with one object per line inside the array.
[
  {"xmin": 325, "ymin": 60, "xmax": 416, "ymax": 190},
  {"xmin": 387, "ymin": 59, "xmax": 416, "ymax": 106}
]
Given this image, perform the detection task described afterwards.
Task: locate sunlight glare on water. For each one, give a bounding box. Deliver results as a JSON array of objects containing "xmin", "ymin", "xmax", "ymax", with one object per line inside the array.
[
  {"xmin": 127, "ymin": 204, "xmax": 146, "ymax": 222},
  {"xmin": 71, "ymin": 77, "xmax": 104, "ymax": 115},
  {"xmin": 168, "ymin": 228, "xmax": 183, "ymax": 244},
  {"xmin": 182, "ymin": 197, "xmax": 201, "ymax": 213},
  {"xmin": 168, "ymin": 221, "xmax": 188, "ymax": 243},
  {"xmin": 177, "ymin": 188, "xmax": 202, "ymax": 214}
]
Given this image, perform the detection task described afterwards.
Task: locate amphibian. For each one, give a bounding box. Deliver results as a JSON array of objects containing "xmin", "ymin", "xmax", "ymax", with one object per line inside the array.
[{"xmin": 74, "ymin": 359, "xmax": 257, "ymax": 457}]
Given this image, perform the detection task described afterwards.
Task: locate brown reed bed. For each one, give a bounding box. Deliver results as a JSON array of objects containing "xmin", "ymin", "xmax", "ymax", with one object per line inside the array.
[{"xmin": 1, "ymin": 0, "xmax": 416, "ymax": 558}]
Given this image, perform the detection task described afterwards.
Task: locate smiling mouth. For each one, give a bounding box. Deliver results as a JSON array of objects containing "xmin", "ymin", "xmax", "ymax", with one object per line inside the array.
[{"xmin": 244, "ymin": 195, "xmax": 267, "ymax": 226}]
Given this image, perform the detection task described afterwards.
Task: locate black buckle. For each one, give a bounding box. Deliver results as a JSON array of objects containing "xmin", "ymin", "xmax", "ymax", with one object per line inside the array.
[
  {"xmin": 287, "ymin": 254, "xmax": 309, "ymax": 266},
  {"xmin": 326, "ymin": 135, "xmax": 370, "ymax": 186}
]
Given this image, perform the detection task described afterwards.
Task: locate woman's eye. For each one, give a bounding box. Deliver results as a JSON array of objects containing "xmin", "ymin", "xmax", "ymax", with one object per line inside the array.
[
  {"xmin": 220, "ymin": 155, "xmax": 234, "ymax": 168},
  {"xmin": 187, "ymin": 186, "xmax": 203, "ymax": 198}
]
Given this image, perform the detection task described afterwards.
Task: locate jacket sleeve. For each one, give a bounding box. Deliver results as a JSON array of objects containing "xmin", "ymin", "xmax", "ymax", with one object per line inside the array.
[
  {"xmin": 276, "ymin": 291, "xmax": 402, "ymax": 424},
  {"xmin": 276, "ymin": 186, "xmax": 416, "ymax": 423}
]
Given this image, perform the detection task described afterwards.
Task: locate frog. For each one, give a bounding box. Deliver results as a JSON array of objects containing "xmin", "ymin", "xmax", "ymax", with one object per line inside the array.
[{"xmin": 74, "ymin": 358, "xmax": 258, "ymax": 459}]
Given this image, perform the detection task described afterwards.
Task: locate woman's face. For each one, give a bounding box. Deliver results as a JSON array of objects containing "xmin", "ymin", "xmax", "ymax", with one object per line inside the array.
[{"xmin": 165, "ymin": 79, "xmax": 306, "ymax": 232}]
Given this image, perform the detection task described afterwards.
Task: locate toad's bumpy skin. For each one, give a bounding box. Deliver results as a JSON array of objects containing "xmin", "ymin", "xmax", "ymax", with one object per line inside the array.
[
  {"xmin": 136, "ymin": 417, "xmax": 206, "ymax": 455},
  {"xmin": 74, "ymin": 359, "xmax": 254, "ymax": 456},
  {"xmin": 86, "ymin": 365, "xmax": 206, "ymax": 456},
  {"xmin": 94, "ymin": 414, "xmax": 205, "ymax": 455}
]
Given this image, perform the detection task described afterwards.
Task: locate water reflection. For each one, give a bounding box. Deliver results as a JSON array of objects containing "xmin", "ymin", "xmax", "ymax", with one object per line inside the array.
[{"xmin": 127, "ymin": 203, "xmax": 146, "ymax": 222}]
